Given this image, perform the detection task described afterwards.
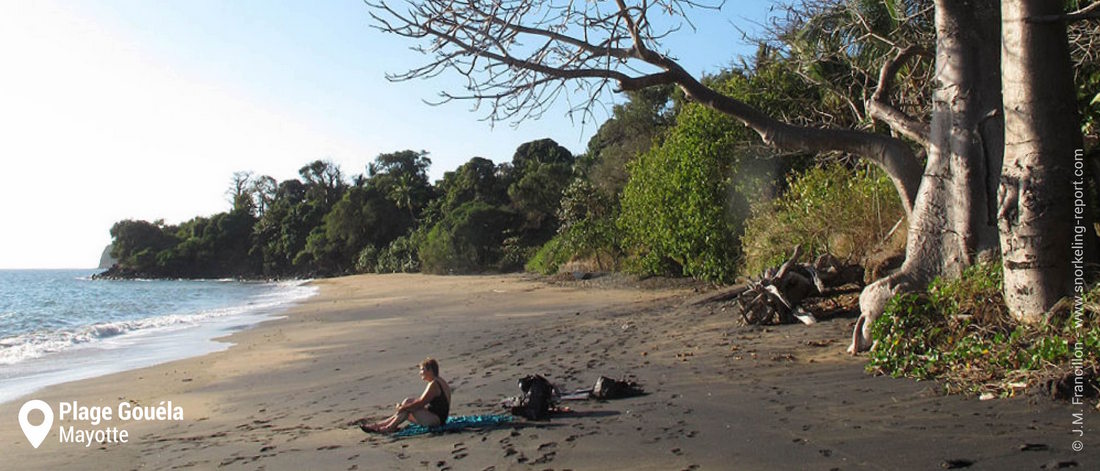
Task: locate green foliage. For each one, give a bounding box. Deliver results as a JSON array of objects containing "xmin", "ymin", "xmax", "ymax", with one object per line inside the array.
[
  {"xmin": 109, "ymin": 209, "xmax": 261, "ymax": 278},
  {"xmin": 109, "ymin": 219, "xmax": 179, "ymax": 270},
  {"xmin": 525, "ymin": 235, "xmax": 570, "ymax": 275},
  {"xmin": 775, "ymin": 0, "xmax": 934, "ymax": 130},
  {"xmin": 553, "ymin": 178, "xmax": 622, "ymax": 270},
  {"xmin": 867, "ymin": 293, "xmax": 943, "ymax": 378},
  {"xmin": 740, "ymin": 163, "xmax": 904, "ymax": 276},
  {"xmin": 868, "ymin": 262, "xmax": 1100, "ymax": 395},
  {"xmin": 432, "ymin": 157, "xmax": 510, "ymax": 218},
  {"xmin": 355, "ymin": 244, "xmax": 379, "ymax": 274},
  {"xmin": 368, "ymin": 150, "xmax": 435, "ymax": 220},
  {"xmin": 618, "ymin": 97, "xmax": 758, "ymax": 283},
  {"xmin": 375, "ymin": 233, "xmax": 423, "ymax": 273},
  {"xmin": 418, "ymin": 202, "xmax": 516, "ymax": 274},
  {"xmin": 507, "ymin": 138, "xmax": 575, "ymax": 245},
  {"xmin": 498, "ymin": 236, "xmax": 536, "ymax": 272},
  {"xmin": 306, "ymin": 186, "xmax": 411, "ymax": 275},
  {"xmin": 579, "ymin": 85, "xmax": 677, "ymax": 199}
]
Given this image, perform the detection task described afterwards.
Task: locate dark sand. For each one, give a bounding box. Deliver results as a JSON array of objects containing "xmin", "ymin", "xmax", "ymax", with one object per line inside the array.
[{"xmin": 0, "ymin": 273, "xmax": 1095, "ymax": 470}]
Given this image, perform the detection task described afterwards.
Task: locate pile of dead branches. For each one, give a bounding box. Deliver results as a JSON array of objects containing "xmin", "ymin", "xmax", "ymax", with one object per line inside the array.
[{"xmin": 735, "ymin": 246, "xmax": 864, "ymax": 326}]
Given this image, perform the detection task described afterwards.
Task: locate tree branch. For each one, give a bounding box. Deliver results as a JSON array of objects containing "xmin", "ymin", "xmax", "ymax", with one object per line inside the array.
[
  {"xmin": 868, "ymin": 45, "xmax": 932, "ymax": 147},
  {"xmin": 368, "ymin": 0, "xmax": 922, "ymax": 214},
  {"xmin": 1028, "ymin": 2, "xmax": 1100, "ymax": 23}
]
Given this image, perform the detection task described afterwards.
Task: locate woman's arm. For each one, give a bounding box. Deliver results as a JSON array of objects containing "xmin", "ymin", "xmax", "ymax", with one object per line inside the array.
[{"xmin": 398, "ymin": 382, "xmax": 439, "ymax": 412}]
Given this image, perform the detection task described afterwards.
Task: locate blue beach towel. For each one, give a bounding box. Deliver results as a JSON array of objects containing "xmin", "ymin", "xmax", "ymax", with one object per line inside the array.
[{"xmin": 392, "ymin": 414, "xmax": 514, "ymax": 438}]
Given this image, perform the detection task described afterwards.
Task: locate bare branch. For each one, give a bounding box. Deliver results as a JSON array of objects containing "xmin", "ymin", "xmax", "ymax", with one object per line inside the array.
[
  {"xmin": 368, "ymin": 0, "xmax": 922, "ymax": 213},
  {"xmin": 1028, "ymin": 2, "xmax": 1100, "ymax": 23},
  {"xmin": 868, "ymin": 45, "xmax": 932, "ymax": 146}
]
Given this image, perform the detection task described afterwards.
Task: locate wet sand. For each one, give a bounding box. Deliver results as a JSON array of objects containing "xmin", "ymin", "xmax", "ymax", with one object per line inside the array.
[{"xmin": 0, "ymin": 273, "xmax": 1095, "ymax": 469}]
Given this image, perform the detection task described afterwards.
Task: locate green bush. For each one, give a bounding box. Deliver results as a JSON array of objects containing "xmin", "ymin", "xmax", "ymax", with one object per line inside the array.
[
  {"xmin": 355, "ymin": 245, "xmax": 379, "ymax": 273},
  {"xmin": 375, "ymin": 234, "xmax": 421, "ymax": 273},
  {"xmin": 740, "ymin": 163, "xmax": 904, "ymax": 276},
  {"xmin": 617, "ymin": 101, "xmax": 759, "ymax": 283},
  {"xmin": 868, "ymin": 261, "xmax": 1100, "ymax": 395},
  {"xmin": 418, "ymin": 202, "xmax": 515, "ymax": 274},
  {"xmin": 555, "ymin": 179, "xmax": 622, "ymax": 270},
  {"xmin": 498, "ymin": 236, "xmax": 535, "ymax": 272},
  {"xmin": 525, "ymin": 235, "xmax": 570, "ymax": 275}
]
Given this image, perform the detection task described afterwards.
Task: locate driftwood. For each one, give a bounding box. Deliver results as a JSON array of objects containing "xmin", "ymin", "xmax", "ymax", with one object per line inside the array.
[{"xmin": 736, "ymin": 246, "xmax": 864, "ymax": 326}]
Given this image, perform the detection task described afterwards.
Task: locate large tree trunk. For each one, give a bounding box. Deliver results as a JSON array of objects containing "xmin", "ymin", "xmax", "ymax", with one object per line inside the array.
[
  {"xmin": 998, "ymin": 0, "xmax": 1081, "ymax": 322},
  {"xmin": 850, "ymin": 0, "xmax": 1004, "ymax": 352}
]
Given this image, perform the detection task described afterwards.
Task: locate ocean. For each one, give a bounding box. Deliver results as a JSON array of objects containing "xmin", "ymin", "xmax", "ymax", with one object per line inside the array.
[{"xmin": 0, "ymin": 269, "xmax": 315, "ymax": 404}]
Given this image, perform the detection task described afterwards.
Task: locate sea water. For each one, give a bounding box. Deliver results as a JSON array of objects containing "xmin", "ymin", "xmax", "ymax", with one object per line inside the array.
[{"xmin": 0, "ymin": 269, "xmax": 315, "ymax": 404}]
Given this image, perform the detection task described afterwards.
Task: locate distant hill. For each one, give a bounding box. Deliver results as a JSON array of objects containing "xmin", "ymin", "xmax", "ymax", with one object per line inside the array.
[{"xmin": 98, "ymin": 245, "xmax": 117, "ymax": 269}]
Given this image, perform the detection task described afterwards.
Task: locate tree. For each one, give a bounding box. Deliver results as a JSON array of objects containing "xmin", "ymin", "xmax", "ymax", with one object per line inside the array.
[
  {"xmin": 997, "ymin": 0, "xmax": 1082, "ymax": 321},
  {"xmin": 507, "ymin": 138, "xmax": 575, "ymax": 243},
  {"xmin": 580, "ymin": 85, "xmax": 677, "ymax": 199},
  {"xmin": 228, "ymin": 171, "xmax": 256, "ymax": 214},
  {"xmin": 367, "ymin": 150, "xmax": 435, "ymax": 219},
  {"xmin": 298, "ymin": 160, "xmax": 347, "ymax": 209},
  {"xmin": 434, "ymin": 157, "xmax": 510, "ymax": 214},
  {"xmin": 250, "ymin": 175, "xmax": 279, "ymax": 217},
  {"xmin": 253, "ymin": 178, "xmax": 327, "ymax": 275},
  {"xmin": 307, "ymin": 186, "xmax": 412, "ymax": 275},
  {"xmin": 369, "ymin": 0, "xmax": 1091, "ymax": 352},
  {"xmin": 619, "ymin": 95, "xmax": 757, "ymax": 283},
  {"xmin": 419, "ymin": 201, "xmax": 517, "ymax": 273},
  {"xmin": 109, "ymin": 219, "xmax": 178, "ymax": 271}
]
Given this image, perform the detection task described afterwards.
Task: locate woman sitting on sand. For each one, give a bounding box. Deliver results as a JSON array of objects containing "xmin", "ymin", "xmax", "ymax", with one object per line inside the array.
[{"xmin": 363, "ymin": 358, "xmax": 451, "ymax": 433}]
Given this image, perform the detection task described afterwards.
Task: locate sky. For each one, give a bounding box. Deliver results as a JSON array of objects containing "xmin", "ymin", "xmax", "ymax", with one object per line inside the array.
[{"xmin": 0, "ymin": 0, "xmax": 775, "ymax": 269}]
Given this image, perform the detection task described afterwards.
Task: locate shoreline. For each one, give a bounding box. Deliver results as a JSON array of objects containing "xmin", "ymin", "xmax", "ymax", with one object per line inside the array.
[
  {"xmin": 1, "ymin": 273, "xmax": 1094, "ymax": 469},
  {"xmin": 0, "ymin": 277, "xmax": 316, "ymax": 405}
]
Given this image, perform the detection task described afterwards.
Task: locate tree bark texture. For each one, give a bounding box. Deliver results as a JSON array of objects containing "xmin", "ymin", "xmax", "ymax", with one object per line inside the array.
[
  {"xmin": 851, "ymin": 0, "xmax": 1004, "ymax": 352},
  {"xmin": 998, "ymin": 0, "xmax": 1081, "ymax": 322}
]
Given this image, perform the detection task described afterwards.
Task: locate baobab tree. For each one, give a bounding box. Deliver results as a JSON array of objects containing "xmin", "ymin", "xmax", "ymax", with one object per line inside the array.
[{"xmin": 368, "ymin": 0, "xmax": 1094, "ymax": 352}]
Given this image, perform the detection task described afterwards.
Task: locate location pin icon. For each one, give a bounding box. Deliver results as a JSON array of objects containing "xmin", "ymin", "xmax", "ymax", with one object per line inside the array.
[{"xmin": 18, "ymin": 400, "xmax": 53, "ymax": 449}]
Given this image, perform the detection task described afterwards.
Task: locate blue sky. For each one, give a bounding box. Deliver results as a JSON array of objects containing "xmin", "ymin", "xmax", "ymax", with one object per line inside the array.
[{"xmin": 0, "ymin": 0, "xmax": 776, "ymax": 269}]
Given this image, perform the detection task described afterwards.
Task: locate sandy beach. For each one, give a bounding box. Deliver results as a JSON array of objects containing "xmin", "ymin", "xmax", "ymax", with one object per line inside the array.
[{"xmin": 1, "ymin": 273, "xmax": 1095, "ymax": 470}]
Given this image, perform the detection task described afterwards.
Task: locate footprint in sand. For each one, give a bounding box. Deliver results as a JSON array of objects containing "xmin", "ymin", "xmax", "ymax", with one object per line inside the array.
[
  {"xmin": 451, "ymin": 443, "xmax": 468, "ymax": 460},
  {"xmin": 531, "ymin": 451, "xmax": 557, "ymax": 464}
]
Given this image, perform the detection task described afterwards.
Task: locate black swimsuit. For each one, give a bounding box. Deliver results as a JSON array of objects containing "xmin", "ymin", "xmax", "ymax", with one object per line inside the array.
[{"xmin": 426, "ymin": 381, "xmax": 450, "ymax": 424}]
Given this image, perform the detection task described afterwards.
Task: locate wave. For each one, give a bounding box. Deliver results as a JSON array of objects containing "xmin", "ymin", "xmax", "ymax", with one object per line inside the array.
[{"xmin": 0, "ymin": 281, "xmax": 315, "ymax": 365}]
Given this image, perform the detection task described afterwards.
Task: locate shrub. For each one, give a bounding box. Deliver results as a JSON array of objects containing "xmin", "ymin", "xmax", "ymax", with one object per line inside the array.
[
  {"xmin": 375, "ymin": 234, "xmax": 421, "ymax": 273},
  {"xmin": 525, "ymin": 235, "xmax": 570, "ymax": 275},
  {"xmin": 618, "ymin": 101, "xmax": 760, "ymax": 283},
  {"xmin": 355, "ymin": 245, "xmax": 379, "ymax": 273},
  {"xmin": 868, "ymin": 261, "xmax": 1100, "ymax": 395},
  {"xmin": 740, "ymin": 163, "xmax": 904, "ymax": 276},
  {"xmin": 498, "ymin": 236, "xmax": 535, "ymax": 272},
  {"xmin": 555, "ymin": 179, "xmax": 622, "ymax": 271},
  {"xmin": 418, "ymin": 202, "xmax": 515, "ymax": 274}
]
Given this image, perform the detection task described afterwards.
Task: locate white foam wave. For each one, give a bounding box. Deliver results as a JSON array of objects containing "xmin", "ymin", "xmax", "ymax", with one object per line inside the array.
[{"xmin": 0, "ymin": 281, "xmax": 315, "ymax": 365}]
